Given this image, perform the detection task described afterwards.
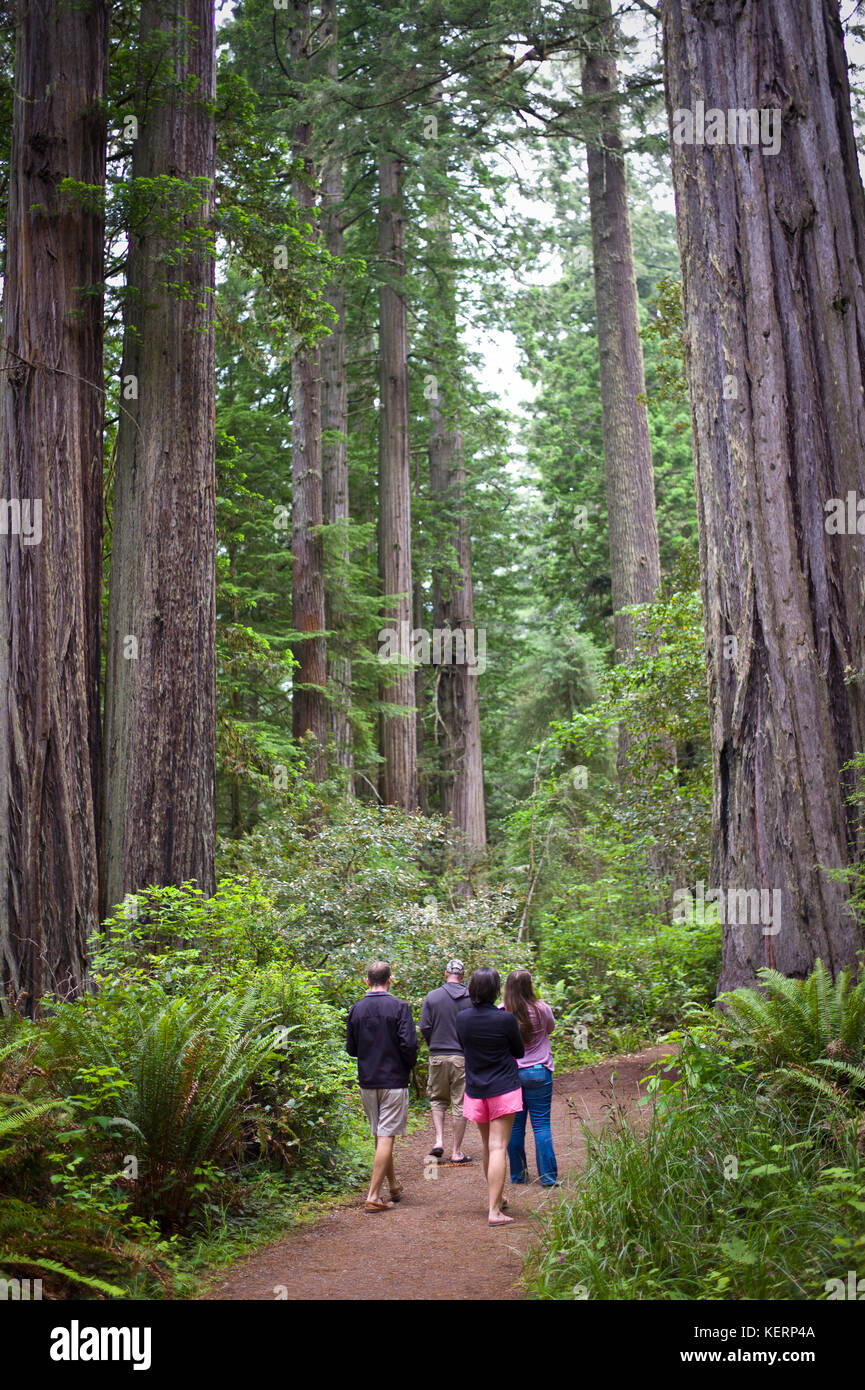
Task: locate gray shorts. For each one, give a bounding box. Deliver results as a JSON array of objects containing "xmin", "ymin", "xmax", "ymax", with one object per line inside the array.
[{"xmin": 360, "ymin": 1087, "xmax": 409, "ymax": 1137}]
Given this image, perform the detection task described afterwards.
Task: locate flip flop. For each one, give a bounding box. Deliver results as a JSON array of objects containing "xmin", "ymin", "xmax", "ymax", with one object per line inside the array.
[
  {"xmin": 428, "ymin": 1147, "xmax": 444, "ymax": 1159},
  {"xmin": 364, "ymin": 1198, "xmax": 395, "ymax": 1212},
  {"xmin": 449, "ymin": 1155, "xmax": 472, "ymax": 1165},
  {"xmin": 389, "ymin": 1182, "xmax": 403, "ymax": 1202},
  {"xmin": 488, "ymin": 1214, "xmax": 515, "ymax": 1226}
]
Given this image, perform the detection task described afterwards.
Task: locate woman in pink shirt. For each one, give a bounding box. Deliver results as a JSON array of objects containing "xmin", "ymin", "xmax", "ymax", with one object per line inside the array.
[{"xmin": 503, "ymin": 970, "xmax": 558, "ymax": 1187}]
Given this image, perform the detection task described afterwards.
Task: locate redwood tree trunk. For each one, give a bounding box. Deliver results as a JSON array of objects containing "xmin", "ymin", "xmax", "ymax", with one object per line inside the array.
[
  {"xmin": 0, "ymin": 0, "xmax": 107, "ymax": 1011},
  {"xmin": 101, "ymin": 0, "xmax": 216, "ymax": 916},
  {"xmin": 321, "ymin": 0, "xmax": 352, "ymax": 780},
  {"xmin": 583, "ymin": 0, "xmax": 661, "ymax": 659},
  {"xmin": 663, "ymin": 0, "xmax": 865, "ymax": 989},
  {"xmin": 429, "ymin": 393, "xmax": 487, "ymax": 849},
  {"xmin": 289, "ymin": 1, "xmax": 327, "ymax": 779},
  {"xmin": 377, "ymin": 150, "xmax": 418, "ymax": 812},
  {"xmin": 426, "ymin": 133, "xmax": 486, "ymax": 850}
]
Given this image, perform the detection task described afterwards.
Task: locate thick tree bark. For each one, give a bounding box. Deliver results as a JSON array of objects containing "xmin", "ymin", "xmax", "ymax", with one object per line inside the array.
[
  {"xmin": 429, "ymin": 394, "xmax": 487, "ymax": 850},
  {"xmin": 0, "ymin": 0, "xmax": 107, "ymax": 1012},
  {"xmin": 377, "ymin": 150, "xmax": 418, "ymax": 812},
  {"xmin": 425, "ymin": 132, "xmax": 486, "ymax": 850},
  {"xmin": 663, "ymin": 0, "xmax": 865, "ymax": 989},
  {"xmin": 583, "ymin": 0, "xmax": 661, "ymax": 659},
  {"xmin": 414, "ymin": 577, "xmax": 430, "ymax": 815},
  {"xmin": 320, "ymin": 0, "xmax": 352, "ymax": 781},
  {"xmin": 101, "ymin": 0, "xmax": 216, "ymax": 916},
  {"xmin": 289, "ymin": 1, "xmax": 327, "ymax": 779}
]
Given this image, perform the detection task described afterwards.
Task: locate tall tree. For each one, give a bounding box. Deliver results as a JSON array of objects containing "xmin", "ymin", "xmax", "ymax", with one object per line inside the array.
[
  {"xmin": 0, "ymin": 0, "xmax": 107, "ymax": 1011},
  {"xmin": 582, "ymin": 0, "xmax": 662, "ymax": 661},
  {"xmin": 320, "ymin": 0, "xmax": 353, "ymax": 779},
  {"xmin": 426, "ymin": 157, "xmax": 486, "ymax": 849},
  {"xmin": 377, "ymin": 147, "xmax": 418, "ymax": 811},
  {"xmin": 664, "ymin": 0, "xmax": 865, "ymax": 988},
  {"xmin": 289, "ymin": 0, "xmax": 327, "ymax": 779},
  {"xmin": 102, "ymin": 0, "xmax": 217, "ymax": 915}
]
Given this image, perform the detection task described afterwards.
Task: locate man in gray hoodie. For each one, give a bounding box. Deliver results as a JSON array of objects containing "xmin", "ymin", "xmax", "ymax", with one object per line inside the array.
[{"xmin": 420, "ymin": 959, "xmax": 473, "ymax": 1164}]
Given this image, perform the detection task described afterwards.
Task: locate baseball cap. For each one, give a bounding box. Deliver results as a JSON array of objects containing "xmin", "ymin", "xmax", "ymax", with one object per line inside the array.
[{"xmin": 446, "ymin": 959, "xmax": 465, "ymax": 975}]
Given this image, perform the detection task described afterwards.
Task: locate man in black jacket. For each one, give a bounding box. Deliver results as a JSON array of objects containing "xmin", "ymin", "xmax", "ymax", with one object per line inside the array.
[{"xmin": 346, "ymin": 961, "xmax": 419, "ymax": 1212}]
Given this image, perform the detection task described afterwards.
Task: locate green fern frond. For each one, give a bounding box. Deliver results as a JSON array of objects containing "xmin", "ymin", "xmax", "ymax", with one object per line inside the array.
[
  {"xmin": 0, "ymin": 1099, "xmax": 65, "ymax": 1140},
  {"xmin": 0, "ymin": 1253, "xmax": 127, "ymax": 1297}
]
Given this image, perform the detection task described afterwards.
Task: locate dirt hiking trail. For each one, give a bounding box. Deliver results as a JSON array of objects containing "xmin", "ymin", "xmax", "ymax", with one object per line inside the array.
[{"xmin": 202, "ymin": 1044, "xmax": 670, "ymax": 1302}]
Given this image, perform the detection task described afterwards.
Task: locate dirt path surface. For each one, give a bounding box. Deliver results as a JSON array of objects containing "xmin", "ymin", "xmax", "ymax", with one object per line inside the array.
[{"xmin": 202, "ymin": 1045, "xmax": 670, "ymax": 1302}]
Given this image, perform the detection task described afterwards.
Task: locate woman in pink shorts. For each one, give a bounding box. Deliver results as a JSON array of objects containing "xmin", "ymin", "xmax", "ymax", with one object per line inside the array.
[{"xmin": 455, "ymin": 967, "xmax": 524, "ymax": 1226}]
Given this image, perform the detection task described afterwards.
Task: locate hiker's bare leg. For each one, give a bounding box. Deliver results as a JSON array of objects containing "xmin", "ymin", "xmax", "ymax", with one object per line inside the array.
[
  {"xmin": 451, "ymin": 1111, "xmax": 468, "ymax": 1161},
  {"xmin": 477, "ymin": 1120, "xmax": 490, "ymax": 1181},
  {"xmin": 431, "ymin": 1103, "xmax": 445, "ymax": 1152},
  {"xmin": 488, "ymin": 1114, "xmax": 515, "ymax": 1223},
  {"xmin": 367, "ymin": 1136, "xmax": 395, "ymax": 1203}
]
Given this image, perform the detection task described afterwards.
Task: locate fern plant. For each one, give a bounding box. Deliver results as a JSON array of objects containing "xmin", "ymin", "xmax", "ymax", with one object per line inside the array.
[
  {"xmin": 0, "ymin": 1099, "xmax": 127, "ymax": 1297},
  {"xmin": 0, "ymin": 1252, "xmax": 126, "ymax": 1298},
  {"xmin": 49, "ymin": 988, "xmax": 278, "ymax": 1224},
  {"xmin": 0, "ymin": 1098, "xmax": 65, "ymax": 1142},
  {"xmin": 719, "ymin": 960, "xmax": 865, "ymax": 1068},
  {"xmin": 719, "ymin": 960, "xmax": 865, "ymax": 1112}
]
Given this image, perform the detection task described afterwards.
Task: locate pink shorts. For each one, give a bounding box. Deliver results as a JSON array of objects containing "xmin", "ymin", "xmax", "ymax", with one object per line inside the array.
[{"xmin": 462, "ymin": 1088, "xmax": 524, "ymax": 1123}]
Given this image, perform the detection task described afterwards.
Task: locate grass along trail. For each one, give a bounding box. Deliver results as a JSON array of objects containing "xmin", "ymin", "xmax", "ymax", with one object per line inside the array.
[{"xmin": 200, "ymin": 1044, "xmax": 669, "ymax": 1301}]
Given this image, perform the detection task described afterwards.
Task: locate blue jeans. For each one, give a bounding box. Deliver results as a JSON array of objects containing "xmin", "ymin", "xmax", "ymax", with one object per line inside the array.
[{"xmin": 508, "ymin": 1064, "xmax": 557, "ymax": 1186}]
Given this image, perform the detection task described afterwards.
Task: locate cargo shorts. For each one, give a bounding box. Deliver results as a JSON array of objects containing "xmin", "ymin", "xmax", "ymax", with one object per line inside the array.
[
  {"xmin": 426, "ymin": 1052, "xmax": 466, "ymax": 1113},
  {"xmin": 360, "ymin": 1086, "xmax": 409, "ymax": 1137}
]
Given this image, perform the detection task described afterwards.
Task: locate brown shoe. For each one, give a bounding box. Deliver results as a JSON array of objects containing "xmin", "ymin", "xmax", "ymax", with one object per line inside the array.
[{"xmin": 364, "ymin": 1198, "xmax": 395, "ymax": 1213}]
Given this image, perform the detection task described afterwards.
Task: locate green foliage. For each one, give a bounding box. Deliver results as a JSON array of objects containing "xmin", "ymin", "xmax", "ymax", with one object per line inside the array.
[
  {"xmin": 220, "ymin": 798, "xmax": 527, "ymax": 1017},
  {"xmin": 541, "ymin": 911, "xmax": 720, "ymax": 1039},
  {"xmin": 638, "ymin": 273, "xmax": 688, "ymax": 410},
  {"xmin": 526, "ymin": 1021, "xmax": 865, "ymax": 1301},
  {"xmin": 42, "ymin": 986, "xmax": 277, "ymax": 1226},
  {"xmin": 526, "ymin": 1082, "xmax": 864, "ymax": 1300},
  {"xmin": 719, "ymin": 959, "xmax": 865, "ymax": 1071},
  {"xmin": 717, "ymin": 960, "xmax": 865, "ymax": 1117},
  {"xmin": 528, "ymin": 960, "xmax": 865, "ymax": 1300},
  {"xmin": 493, "ymin": 576, "xmax": 715, "ymax": 1038}
]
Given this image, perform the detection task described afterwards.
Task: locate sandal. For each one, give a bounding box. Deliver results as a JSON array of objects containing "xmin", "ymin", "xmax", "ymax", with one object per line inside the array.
[
  {"xmin": 364, "ymin": 1198, "xmax": 395, "ymax": 1212},
  {"xmin": 488, "ymin": 1214, "xmax": 515, "ymax": 1226},
  {"xmin": 449, "ymin": 1155, "xmax": 472, "ymax": 1165},
  {"xmin": 389, "ymin": 1182, "xmax": 403, "ymax": 1203},
  {"xmin": 428, "ymin": 1147, "xmax": 443, "ymax": 1159}
]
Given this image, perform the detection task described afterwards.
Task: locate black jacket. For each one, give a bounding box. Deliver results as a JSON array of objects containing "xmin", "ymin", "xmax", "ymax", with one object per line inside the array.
[
  {"xmin": 420, "ymin": 981, "xmax": 472, "ymax": 1053},
  {"xmin": 346, "ymin": 990, "xmax": 419, "ymax": 1089},
  {"xmin": 456, "ymin": 1003, "xmax": 523, "ymax": 1099}
]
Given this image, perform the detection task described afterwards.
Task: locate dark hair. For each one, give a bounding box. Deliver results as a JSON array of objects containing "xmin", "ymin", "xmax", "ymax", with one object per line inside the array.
[
  {"xmin": 367, "ymin": 960, "xmax": 391, "ymax": 987},
  {"xmin": 504, "ymin": 969, "xmax": 540, "ymax": 1045},
  {"xmin": 468, "ymin": 966, "xmax": 500, "ymax": 1006}
]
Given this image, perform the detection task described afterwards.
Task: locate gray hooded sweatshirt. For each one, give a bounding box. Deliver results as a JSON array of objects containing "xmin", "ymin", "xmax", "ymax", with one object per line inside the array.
[{"xmin": 420, "ymin": 980, "xmax": 472, "ymax": 1054}]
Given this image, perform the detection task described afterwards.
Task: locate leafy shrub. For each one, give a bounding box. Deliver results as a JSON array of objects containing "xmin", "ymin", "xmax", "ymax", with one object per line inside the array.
[
  {"xmin": 539, "ymin": 907, "xmax": 720, "ymax": 1037},
  {"xmin": 719, "ymin": 959, "xmax": 865, "ymax": 1071},
  {"xmin": 31, "ymin": 881, "xmax": 359, "ymax": 1230},
  {"xmin": 220, "ymin": 800, "xmax": 528, "ymax": 1015},
  {"xmin": 236, "ymin": 963, "xmax": 355, "ymax": 1173},
  {"xmin": 526, "ymin": 1029, "xmax": 864, "ymax": 1300},
  {"xmin": 42, "ymin": 985, "xmax": 277, "ymax": 1225}
]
